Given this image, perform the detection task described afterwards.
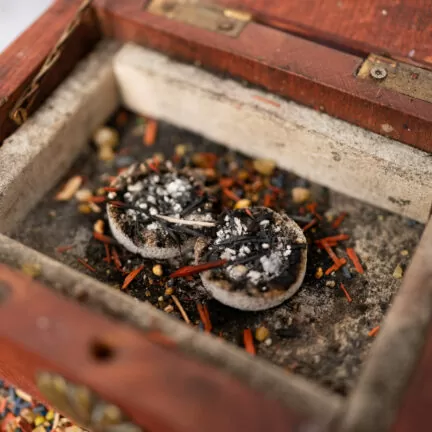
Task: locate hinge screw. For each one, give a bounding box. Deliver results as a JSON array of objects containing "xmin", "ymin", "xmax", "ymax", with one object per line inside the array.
[{"xmin": 370, "ymin": 66, "xmax": 388, "ymax": 80}]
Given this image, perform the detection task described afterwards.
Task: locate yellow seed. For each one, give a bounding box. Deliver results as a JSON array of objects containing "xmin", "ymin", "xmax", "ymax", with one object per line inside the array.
[
  {"xmin": 21, "ymin": 263, "xmax": 41, "ymax": 278},
  {"xmin": 253, "ymin": 159, "xmax": 276, "ymax": 176},
  {"xmin": 315, "ymin": 267, "xmax": 324, "ymax": 279},
  {"xmin": 93, "ymin": 219, "xmax": 105, "ymax": 234},
  {"xmin": 34, "ymin": 415, "xmax": 45, "ymax": 426},
  {"xmin": 96, "ymin": 187, "xmax": 106, "ymax": 196},
  {"xmin": 45, "ymin": 410, "xmax": 54, "ymax": 421},
  {"xmin": 153, "ymin": 264, "xmax": 163, "ymax": 276},
  {"xmin": 78, "ymin": 204, "xmax": 92, "ymax": 214},
  {"xmin": 291, "ymin": 187, "xmax": 311, "ymax": 203},
  {"xmin": 393, "ymin": 264, "xmax": 404, "ymax": 279},
  {"xmin": 255, "ymin": 326, "xmax": 270, "ymax": 342},
  {"xmin": 98, "ymin": 146, "xmax": 115, "ymax": 162},
  {"xmin": 237, "ymin": 169, "xmax": 249, "ymax": 180},
  {"xmin": 165, "ymin": 287, "xmax": 174, "ymax": 296},
  {"xmin": 175, "ymin": 143, "xmax": 191, "ymax": 157},
  {"xmin": 234, "ymin": 199, "xmax": 251, "ymax": 209},
  {"xmin": 93, "ymin": 127, "xmax": 119, "ymax": 149}
]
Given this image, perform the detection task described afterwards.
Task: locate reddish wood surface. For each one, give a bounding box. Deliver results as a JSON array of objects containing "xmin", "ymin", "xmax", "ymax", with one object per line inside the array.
[
  {"xmin": 0, "ymin": 264, "xmax": 307, "ymax": 432},
  {"xmin": 94, "ymin": 0, "xmax": 432, "ymax": 153},
  {"xmin": 389, "ymin": 220, "xmax": 432, "ymax": 432},
  {"xmin": 0, "ymin": 0, "xmax": 100, "ymax": 143},
  {"xmin": 216, "ymin": 0, "xmax": 432, "ymax": 66}
]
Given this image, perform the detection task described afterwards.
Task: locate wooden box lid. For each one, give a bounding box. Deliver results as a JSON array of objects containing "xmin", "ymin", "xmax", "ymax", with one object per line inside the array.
[{"xmin": 0, "ymin": 0, "xmax": 431, "ymax": 152}]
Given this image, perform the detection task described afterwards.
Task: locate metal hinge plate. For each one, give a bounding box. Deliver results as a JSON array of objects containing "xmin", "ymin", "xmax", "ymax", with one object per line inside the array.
[
  {"xmin": 147, "ymin": 0, "xmax": 251, "ymax": 37},
  {"xmin": 357, "ymin": 54, "xmax": 432, "ymax": 104}
]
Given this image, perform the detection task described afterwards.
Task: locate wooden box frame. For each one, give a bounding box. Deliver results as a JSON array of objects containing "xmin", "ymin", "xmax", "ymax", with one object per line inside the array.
[{"xmin": 0, "ymin": 2, "xmax": 431, "ymax": 431}]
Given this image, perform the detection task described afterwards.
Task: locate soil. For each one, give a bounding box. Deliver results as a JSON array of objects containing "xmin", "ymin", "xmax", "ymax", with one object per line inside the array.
[{"xmin": 11, "ymin": 109, "xmax": 424, "ymax": 396}]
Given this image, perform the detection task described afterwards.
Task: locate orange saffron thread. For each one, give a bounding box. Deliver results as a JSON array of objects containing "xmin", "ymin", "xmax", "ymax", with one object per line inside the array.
[
  {"xmin": 368, "ymin": 326, "xmax": 380, "ymax": 337},
  {"xmin": 197, "ymin": 303, "xmax": 212, "ymax": 332},
  {"xmin": 56, "ymin": 245, "xmax": 75, "ymax": 253},
  {"xmin": 302, "ymin": 218, "xmax": 318, "ymax": 232},
  {"xmin": 321, "ymin": 241, "xmax": 341, "ymax": 265},
  {"xmin": 222, "ymin": 188, "xmax": 241, "ymax": 202},
  {"xmin": 243, "ymin": 329, "xmax": 256, "ymax": 355},
  {"xmin": 315, "ymin": 234, "xmax": 349, "ymax": 244},
  {"xmin": 325, "ymin": 258, "xmax": 347, "ymax": 275},
  {"xmin": 111, "ymin": 247, "xmax": 122, "ymax": 271},
  {"xmin": 170, "ymin": 260, "xmax": 227, "ymax": 278},
  {"xmin": 339, "ymin": 283, "xmax": 352, "ymax": 303},
  {"xmin": 122, "ymin": 265, "xmax": 145, "ymax": 290},
  {"xmin": 93, "ymin": 232, "xmax": 116, "ymax": 244},
  {"xmin": 144, "ymin": 119, "xmax": 158, "ymax": 146},
  {"xmin": 347, "ymin": 248, "xmax": 364, "ymax": 274},
  {"xmin": 77, "ymin": 258, "xmax": 96, "ymax": 272},
  {"xmin": 104, "ymin": 243, "xmax": 111, "ymax": 264},
  {"xmin": 332, "ymin": 212, "xmax": 347, "ymax": 229}
]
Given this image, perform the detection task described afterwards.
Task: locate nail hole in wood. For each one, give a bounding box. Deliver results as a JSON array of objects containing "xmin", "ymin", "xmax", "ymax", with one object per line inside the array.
[{"xmin": 90, "ymin": 339, "xmax": 116, "ymax": 362}]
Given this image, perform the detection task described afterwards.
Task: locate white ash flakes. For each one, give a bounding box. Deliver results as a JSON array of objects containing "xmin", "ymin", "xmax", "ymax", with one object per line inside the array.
[{"xmin": 210, "ymin": 212, "xmax": 294, "ymax": 286}]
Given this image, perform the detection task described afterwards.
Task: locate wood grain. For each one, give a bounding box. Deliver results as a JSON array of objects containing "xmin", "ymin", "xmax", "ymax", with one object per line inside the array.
[
  {"xmin": 94, "ymin": 0, "xmax": 432, "ymax": 153},
  {"xmin": 0, "ymin": 0, "xmax": 100, "ymax": 143},
  {"xmin": 0, "ymin": 264, "xmax": 307, "ymax": 432},
  {"xmin": 216, "ymin": 0, "xmax": 432, "ymax": 66}
]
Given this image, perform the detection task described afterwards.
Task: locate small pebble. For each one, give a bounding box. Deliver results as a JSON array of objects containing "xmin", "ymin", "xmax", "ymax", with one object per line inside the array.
[
  {"xmin": 164, "ymin": 304, "xmax": 174, "ymax": 313},
  {"xmin": 326, "ymin": 280, "xmax": 336, "ymax": 287},
  {"xmin": 21, "ymin": 263, "xmax": 41, "ymax": 278},
  {"xmin": 93, "ymin": 219, "xmax": 105, "ymax": 234},
  {"xmin": 153, "ymin": 264, "xmax": 163, "ymax": 276},
  {"xmin": 400, "ymin": 250, "xmax": 409, "ymax": 256},
  {"xmin": 165, "ymin": 287, "xmax": 174, "ymax": 296},
  {"xmin": 255, "ymin": 326, "xmax": 270, "ymax": 342},
  {"xmin": 78, "ymin": 203, "xmax": 92, "ymax": 214},
  {"xmin": 393, "ymin": 264, "xmax": 404, "ymax": 279},
  {"xmin": 264, "ymin": 338, "xmax": 273, "ymax": 347},
  {"xmin": 291, "ymin": 187, "xmax": 311, "ymax": 203},
  {"xmin": 93, "ymin": 126, "xmax": 119, "ymax": 149},
  {"xmin": 145, "ymin": 290, "xmax": 151, "ymax": 297},
  {"xmin": 253, "ymin": 159, "xmax": 276, "ymax": 176},
  {"xmin": 315, "ymin": 267, "xmax": 323, "ymax": 279},
  {"xmin": 75, "ymin": 189, "xmax": 93, "ymax": 202},
  {"xmin": 234, "ymin": 199, "xmax": 251, "ymax": 209}
]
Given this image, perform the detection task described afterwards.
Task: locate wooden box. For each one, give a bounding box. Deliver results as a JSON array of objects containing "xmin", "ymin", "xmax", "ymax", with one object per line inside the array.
[{"xmin": 0, "ymin": 1, "xmax": 431, "ymax": 431}]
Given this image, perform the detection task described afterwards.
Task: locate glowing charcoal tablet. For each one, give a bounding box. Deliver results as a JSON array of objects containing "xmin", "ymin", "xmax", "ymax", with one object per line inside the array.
[
  {"xmin": 195, "ymin": 207, "xmax": 307, "ymax": 311},
  {"xmin": 107, "ymin": 161, "xmax": 215, "ymax": 259}
]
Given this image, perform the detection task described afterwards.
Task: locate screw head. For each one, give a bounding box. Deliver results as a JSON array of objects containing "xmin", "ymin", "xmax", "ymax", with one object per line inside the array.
[{"xmin": 370, "ymin": 66, "xmax": 388, "ymax": 80}]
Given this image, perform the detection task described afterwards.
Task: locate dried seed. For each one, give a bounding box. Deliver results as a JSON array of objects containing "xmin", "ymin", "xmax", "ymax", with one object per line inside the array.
[
  {"xmin": 93, "ymin": 126, "xmax": 119, "ymax": 148},
  {"xmin": 93, "ymin": 219, "xmax": 105, "ymax": 234},
  {"xmin": 55, "ymin": 176, "xmax": 83, "ymax": 201},
  {"xmin": 255, "ymin": 326, "xmax": 270, "ymax": 342},
  {"xmin": 253, "ymin": 159, "xmax": 276, "ymax": 176},
  {"xmin": 153, "ymin": 264, "xmax": 163, "ymax": 276},
  {"xmin": 234, "ymin": 199, "xmax": 251, "ymax": 209},
  {"xmin": 21, "ymin": 263, "xmax": 41, "ymax": 278},
  {"xmin": 315, "ymin": 267, "xmax": 324, "ymax": 279},
  {"xmin": 393, "ymin": 264, "xmax": 404, "ymax": 279},
  {"xmin": 75, "ymin": 188, "xmax": 93, "ymax": 202},
  {"xmin": 291, "ymin": 187, "xmax": 311, "ymax": 203}
]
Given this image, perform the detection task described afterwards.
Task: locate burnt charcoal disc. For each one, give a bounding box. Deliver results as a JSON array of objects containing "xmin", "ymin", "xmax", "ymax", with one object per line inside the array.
[
  {"xmin": 107, "ymin": 160, "xmax": 215, "ymax": 259},
  {"xmin": 195, "ymin": 207, "xmax": 307, "ymax": 311}
]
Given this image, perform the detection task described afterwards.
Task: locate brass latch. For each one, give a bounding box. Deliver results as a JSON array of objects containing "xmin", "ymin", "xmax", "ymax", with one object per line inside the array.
[
  {"xmin": 147, "ymin": 0, "xmax": 252, "ymax": 37},
  {"xmin": 357, "ymin": 54, "xmax": 432, "ymax": 104}
]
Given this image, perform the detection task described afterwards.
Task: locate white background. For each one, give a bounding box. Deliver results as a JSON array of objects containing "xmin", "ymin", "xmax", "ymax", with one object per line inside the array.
[{"xmin": 0, "ymin": 0, "xmax": 51, "ymax": 53}]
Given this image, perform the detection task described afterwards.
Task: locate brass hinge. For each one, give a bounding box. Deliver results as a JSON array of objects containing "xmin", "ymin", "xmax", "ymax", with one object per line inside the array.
[
  {"xmin": 147, "ymin": 0, "xmax": 252, "ymax": 37},
  {"xmin": 357, "ymin": 54, "xmax": 432, "ymax": 104}
]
